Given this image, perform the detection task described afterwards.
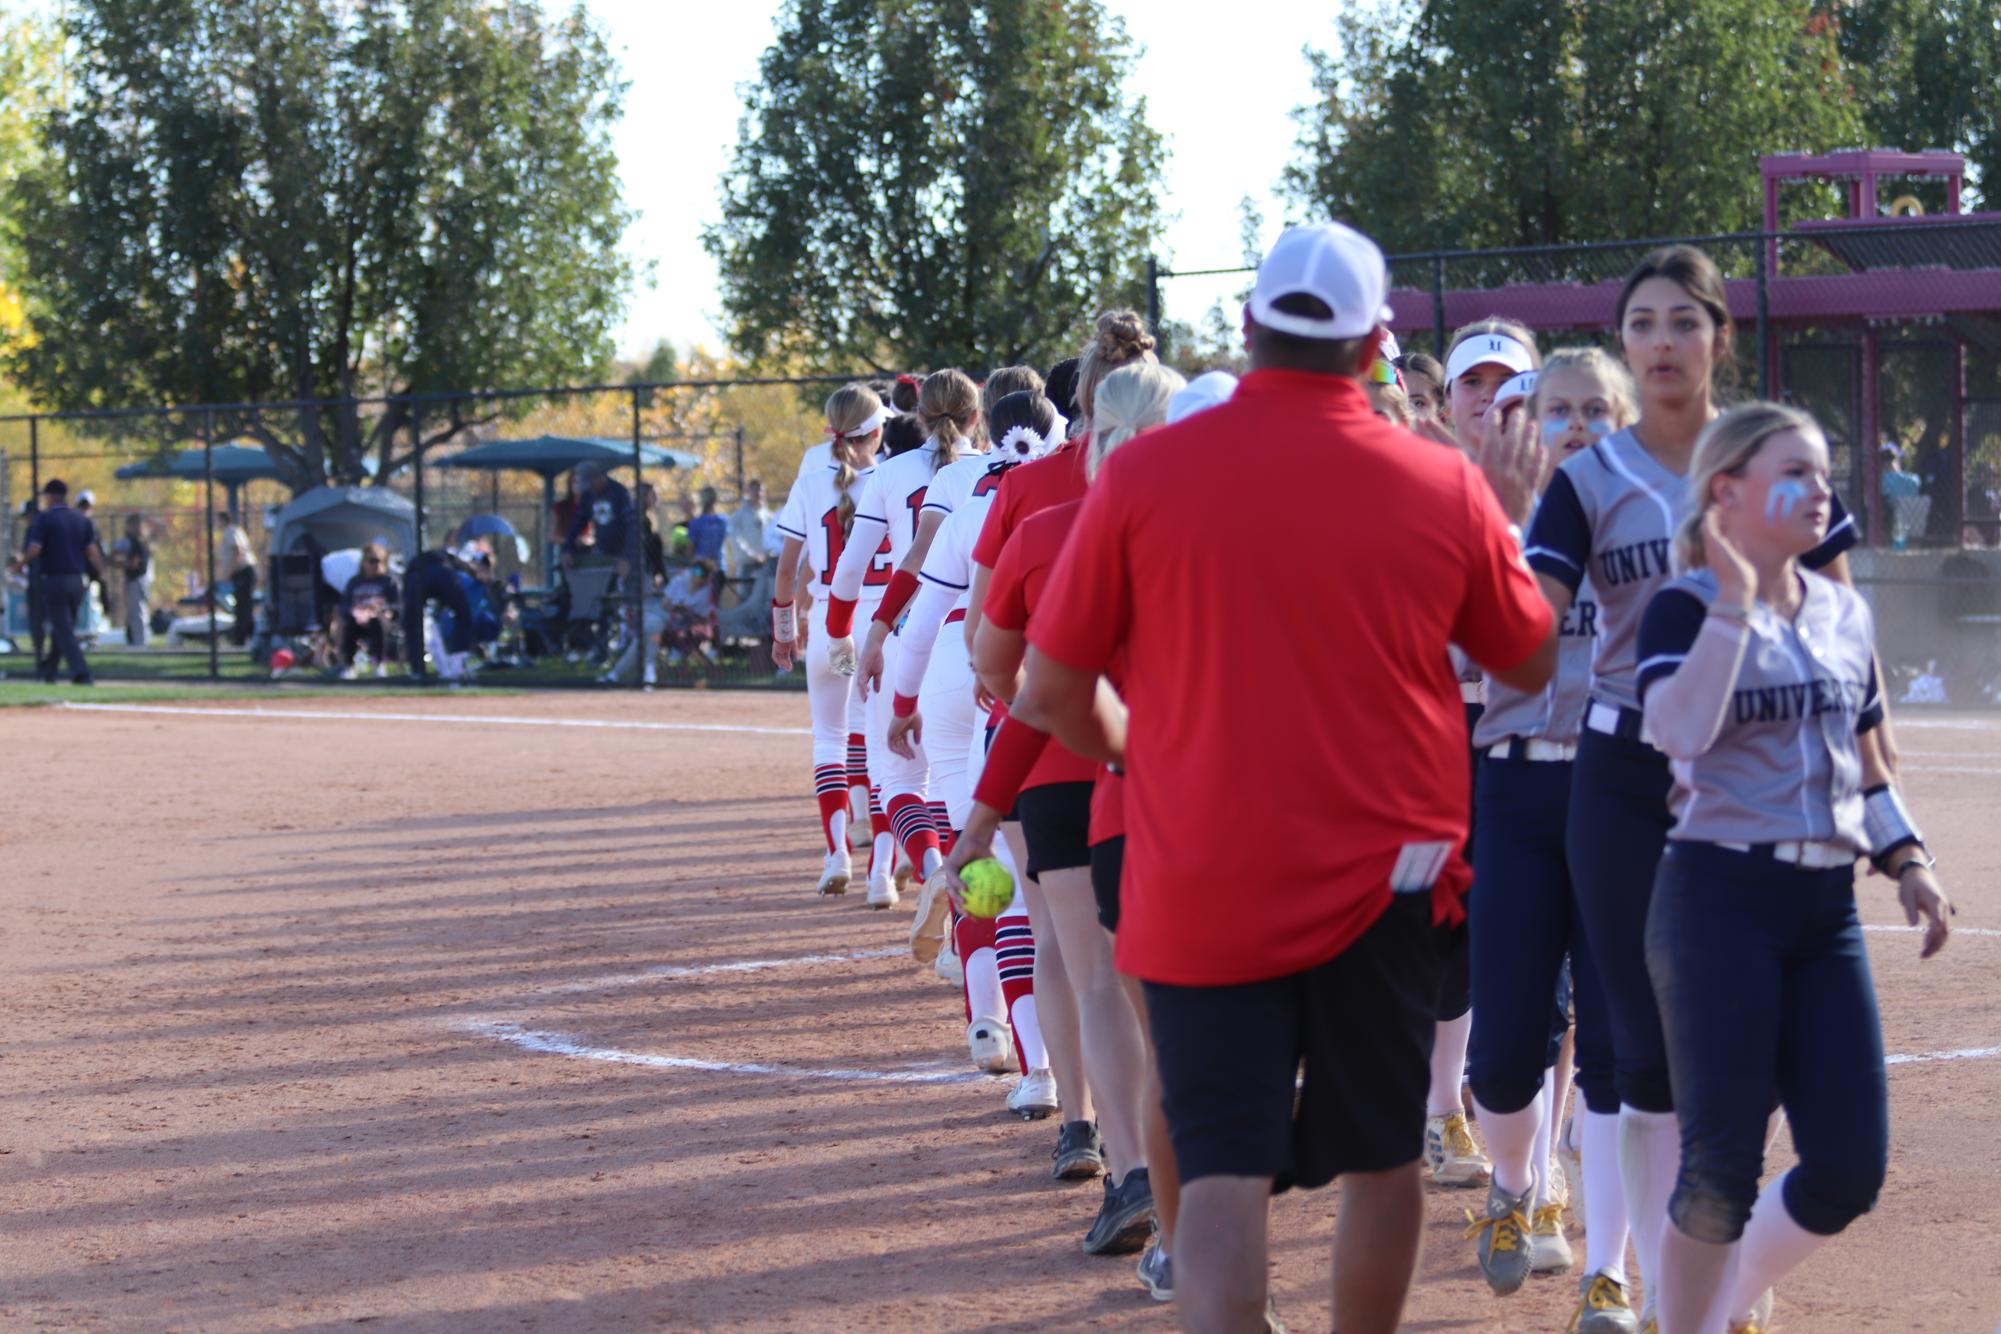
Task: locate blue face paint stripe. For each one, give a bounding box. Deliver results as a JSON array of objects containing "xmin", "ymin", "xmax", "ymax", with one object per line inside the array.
[{"xmin": 1765, "ymin": 478, "xmax": 1808, "ymax": 524}]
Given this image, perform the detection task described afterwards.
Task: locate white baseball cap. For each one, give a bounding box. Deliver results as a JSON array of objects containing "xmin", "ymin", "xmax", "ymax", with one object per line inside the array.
[
  {"xmin": 1167, "ymin": 370, "xmax": 1238, "ymax": 424},
  {"xmin": 1495, "ymin": 370, "xmax": 1539, "ymax": 411},
  {"xmin": 1445, "ymin": 332, "xmax": 1537, "ymax": 384},
  {"xmin": 1246, "ymin": 222, "xmax": 1393, "ymax": 341}
]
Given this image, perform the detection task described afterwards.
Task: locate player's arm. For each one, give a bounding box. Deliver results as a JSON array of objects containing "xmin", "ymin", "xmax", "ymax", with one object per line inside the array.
[
  {"xmin": 824, "ymin": 473, "xmax": 889, "ymax": 634},
  {"xmin": 770, "ymin": 534, "xmax": 805, "ymax": 669},
  {"xmin": 1854, "ymin": 653, "xmax": 1951, "ymax": 956},
  {"xmin": 1010, "ymin": 651, "xmax": 1127, "ymax": 767},
  {"xmin": 1636, "ymin": 517, "xmax": 1749, "ymax": 761},
  {"xmin": 1456, "ymin": 459, "xmax": 1557, "ymax": 692},
  {"xmin": 972, "ymin": 617, "xmax": 1027, "ymax": 703}
]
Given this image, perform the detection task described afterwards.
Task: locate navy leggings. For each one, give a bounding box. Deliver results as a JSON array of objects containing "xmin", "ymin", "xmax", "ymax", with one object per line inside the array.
[
  {"xmin": 1467, "ymin": 754, "xmax": 1615, "ymax": 1116},
  {"xmin": 1647, "ymin": 842, "xmax": 1887, "ymax": 1241},
  {"xmin": 1566, "ymin": 727, "xmax": 1675, "ymax": 1113}
]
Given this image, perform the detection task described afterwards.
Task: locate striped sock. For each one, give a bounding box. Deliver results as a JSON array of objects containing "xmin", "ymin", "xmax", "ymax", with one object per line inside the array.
[
  {"xmin": 813, "ymin": 764, "xmax": 849, "ymax": 853},
  {"xmin": 886, "ymin": 793, "xmax": 941, "ymax": 877},
  {"xmin": 996, "ymin": 910, "xmax": 1041, "ymax": 1070}
]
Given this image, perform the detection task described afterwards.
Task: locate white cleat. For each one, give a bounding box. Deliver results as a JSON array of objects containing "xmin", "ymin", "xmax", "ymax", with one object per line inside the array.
[
  {"xmin": 816, "ymin": 849, "xmax": 853, "ymax": 897},
  {"xmin": 1425, "ymin": 1111, "xmax": 1492, "ymax": 1187},
  {"xmin": 932, "ymin": 937, "xmax": 963, "ymax": 988},
  {"xmin": 1008, "ymin": 1068, "xmax": 1059, "ymax": 1120},
  {"xmin": 909, "ymin": 874, "xmax": 952, "ymax": 962},
  {"xmin": 967, "ymin": 1015, "xmax": 1018, "ymax": 1074},
  {"xmin": 1530, "ymin": 1202, "xmax": 1575, "ymax": 1273},
  {"xmin": 865, "ymin": 864, "xmax": 899, "ymax": 909}
]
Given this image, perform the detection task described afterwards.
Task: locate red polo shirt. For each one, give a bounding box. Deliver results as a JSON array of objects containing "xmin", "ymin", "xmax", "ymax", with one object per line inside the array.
[
  {"xmin": 1028, "ymin": 369, "xmax": 1551, "ymax": 986},
  {"xmin": 983, "ymin": 500, "xmax": 1099, "ymax": 791}
]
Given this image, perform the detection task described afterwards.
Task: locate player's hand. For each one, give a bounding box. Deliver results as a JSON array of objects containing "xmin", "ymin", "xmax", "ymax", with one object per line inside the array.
[
  {"xmin": 827, "ymin": 634, "xmax": 857, "ymax": 677},
  {"xmin": 937, "ymin": 823, "xmax": 992, "ymax": 915},
  {"xmin": 856, "ymin": 638, "xmax": 886, "ymax": 699},
  {"xmin": 1704, "ymin": 508, "xmax": 1757, "ymax": 610},
  {"xmin": 973, "ymin": 679, "xmax": 997, "ymax": 714},
  {"xmin": 887, "ymin": 709, "xmax": 923, "ymax": 760},
  {"xmin": 1477, "ymin": 404, "xmax": 1545, "ymax": 527},
  {"xmin": 1898, "ymin": 863, "xmax": 1953, "ymax": 958}
]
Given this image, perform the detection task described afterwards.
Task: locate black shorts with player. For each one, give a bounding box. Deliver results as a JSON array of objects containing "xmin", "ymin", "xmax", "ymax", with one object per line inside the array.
[
  {"xmin": 1143, "ymin": 894, "xmax": 1445, "ymax": 1190},
  {"xmin": 1014, "ymin": 780, "xmax": 1094, "ymax": 880}
]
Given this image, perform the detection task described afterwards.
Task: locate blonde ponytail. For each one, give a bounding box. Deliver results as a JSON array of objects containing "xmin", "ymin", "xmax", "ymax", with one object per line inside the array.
[
  {"xmin": 918, "ymin": 368, "xmax": 979, "ymax": 474},
  {"xmin": 1076, "ymin": 309, "xmax": 1158, "ymax": 427},
  {"xmin": 1088, "ymin": 364, "xmax": 1185, "ymax": 478},
  {"xmin": 824, "ymin": 383, "xmax": 884, "ymax": 537}
]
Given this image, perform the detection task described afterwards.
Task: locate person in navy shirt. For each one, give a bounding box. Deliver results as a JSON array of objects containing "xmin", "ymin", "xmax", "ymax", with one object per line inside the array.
[
  {"xmin": 687, "ymin": 486, "xmax": 729, "ymax": 564},
  {"xmin": 562, "ymin": 462, "xmax": 633, "ymax": 577},
  {"xmin": 16, "ymin": 478, "xmax": 105, "ymax": 684}
]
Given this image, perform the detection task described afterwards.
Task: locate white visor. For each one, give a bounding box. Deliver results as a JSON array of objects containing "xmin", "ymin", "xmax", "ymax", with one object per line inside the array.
[
  {"xmin": 831, "ymin": 407, "xmax": 886, "ymax": 439},
  {"xmin": 1445, "ymin": 333, "xmax": 1536, "ymax": 384},
  {"xmin": 1494, "ymin": 370, "xmax": 1539, "ymax": 411}
]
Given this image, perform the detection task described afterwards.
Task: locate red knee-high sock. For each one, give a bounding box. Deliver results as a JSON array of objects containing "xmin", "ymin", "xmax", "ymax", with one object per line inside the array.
[
  {"xmin": 955, "ymin": 909, "xmax": 998, "ymax": 1023},
  {"xmin": 813, "ymin": 765, "xmax": 849, "ymax": 853},
  {"xmin": 995, "ymin": 912, "xmax": 1036, "ymax": 1071},
  {"xmin": 886, "ymin": 792, "xmax": 941, "ymax": 873}
]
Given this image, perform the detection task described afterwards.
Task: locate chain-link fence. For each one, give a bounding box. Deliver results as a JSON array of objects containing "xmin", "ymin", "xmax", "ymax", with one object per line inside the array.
[
  {"xmin": 1158, "ymin": 219, "xmax": 2001, "ymax": 704},
  {"xmin": 3, "ymin": 375, "xmax": 867, "ymax": 689}
]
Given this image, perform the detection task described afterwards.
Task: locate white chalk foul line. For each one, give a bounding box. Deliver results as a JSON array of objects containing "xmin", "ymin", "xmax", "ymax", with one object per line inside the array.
[
  {"xmin": 58, "ymin": 701, "xmax": 809, "ymax": 736},
  {"xmin": 1884, "ymin": 1044, "xmax": 2001, "ymax": 1067},
  {"xmin": 540, "ymin": 947, "xmax": 906, "ymax": 996},
  {"xmin": 463, "ymin": 1020, "xmax": 984, "ymax": 1084}
]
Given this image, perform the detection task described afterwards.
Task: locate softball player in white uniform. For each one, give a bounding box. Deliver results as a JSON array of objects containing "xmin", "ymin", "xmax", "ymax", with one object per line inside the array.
[
  {"xmin": 771, "ymin": 385, "xmax": 891, "ymax": 898},
  {"xmin": 822, "ymin": 370, "xmax": 984, "ymax": 905}
]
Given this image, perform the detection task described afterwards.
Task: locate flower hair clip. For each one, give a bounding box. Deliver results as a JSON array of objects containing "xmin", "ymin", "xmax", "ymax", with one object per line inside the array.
[{"xmin": 996, "ymin": 424, "xmax": 1047, "ymax": 459}]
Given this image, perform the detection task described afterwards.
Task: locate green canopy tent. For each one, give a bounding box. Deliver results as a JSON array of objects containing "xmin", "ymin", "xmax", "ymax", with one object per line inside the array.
[
  {"xmin": 114, "ymin": 443, "xmax": 285, "ymax": 518},
  {"xmin": 434, "ymin": 436, "xmax": 701, "ymax": 581}
]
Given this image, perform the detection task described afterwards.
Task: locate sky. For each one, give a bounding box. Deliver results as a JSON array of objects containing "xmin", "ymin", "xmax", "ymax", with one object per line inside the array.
[{"xmin": 583, "ymin": 0, "xmax": 1333, "ymax": 359}]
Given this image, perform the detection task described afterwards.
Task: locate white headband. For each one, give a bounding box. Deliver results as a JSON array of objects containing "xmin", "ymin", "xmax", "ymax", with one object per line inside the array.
[
  {"xmin": 830, "ymin": 407, "xmax": 887, "ymax": 440},
  {"xmin": 996, "ymin": 424, "xmax": 1048, "ymax": 459}
]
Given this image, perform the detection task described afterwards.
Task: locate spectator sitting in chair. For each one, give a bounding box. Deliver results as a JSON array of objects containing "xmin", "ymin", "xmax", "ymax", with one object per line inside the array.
[
  {"xmin": 662, "ymin": 557, "xmax": 719, "ymax": 665},
  {"xmin": 337, "ymin": 543, "xmax": 400, "ymax": 677}
]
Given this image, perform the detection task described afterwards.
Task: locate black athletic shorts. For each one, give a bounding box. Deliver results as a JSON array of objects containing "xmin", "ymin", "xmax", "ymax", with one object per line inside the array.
[
  {"xmin": 1143, "ymin": 894, "xmax": 1444, "ymax": 1191},
  {"xmin": 1090, "ymin": 835, "xmax": 1125, "ymax": 933},
  {"xmin": 1015, "ymin": 780, "xmax": 1094, "ymax": 880}
]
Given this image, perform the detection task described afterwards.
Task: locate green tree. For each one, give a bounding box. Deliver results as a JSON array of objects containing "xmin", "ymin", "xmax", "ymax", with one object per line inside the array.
[
  {"xmin": 0, "ymin": 10, "xmax": 61, "ymax": 372},
  {"xmin": 1286, "ymin": 0, "xmax": 1864, "ymax": 254},
  {"xmin": 1841, "ymin": 0, "xmax": 2001, "ymax": 208},
  {"xmin": 705, "ymin": 0, "xmax": 1168, "ymax": 374},
  {"xmin": 4, "ymin": 0, "xmax": 633, "ymax": 490}
]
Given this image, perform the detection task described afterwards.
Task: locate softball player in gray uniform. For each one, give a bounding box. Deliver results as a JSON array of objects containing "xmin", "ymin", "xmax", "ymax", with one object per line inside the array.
[
  {"xmin": 1466, "ymin": 351, "xmax": 1640, "ymax": 1329},
  {"xmin": 1633, "ymin": 402, "xmax": 1950, "ymax": 1334},
  {"xmin": 1522, "ymin": 246, "xmax": 1859, "ymax": 1325}
]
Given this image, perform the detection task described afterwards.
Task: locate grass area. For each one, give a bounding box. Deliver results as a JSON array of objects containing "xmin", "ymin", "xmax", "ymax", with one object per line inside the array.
[{"xmin": 0, "ymin": 679, "xmax": 445, "ymax": 708}]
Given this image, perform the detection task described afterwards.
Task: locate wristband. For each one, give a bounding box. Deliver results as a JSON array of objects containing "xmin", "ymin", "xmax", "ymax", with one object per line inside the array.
[
  {"xmin": 823, "ymin": 594, "xmax": 858, "ymax": 638},
  {"xmin": 771, "ymin": 601, "xmax": 796, "ymax": 643},
  {"xmin": 972, "ymin": 714, "xmax": 1054, "ymax": 812},
  {"xmin": 872, "ymin": 568, "xmax": 922, "ymax": 627},
  {"xmin": 892, "ymin": 692, "xmax": 919, "ymax": 719},
  {"xmin": 1706, "ymin": 599, "xmax": 1752, "ymax": 623},
  {"xmin": 1863, "ymin": 783, "xmax": 1926, "ymax": 870}
]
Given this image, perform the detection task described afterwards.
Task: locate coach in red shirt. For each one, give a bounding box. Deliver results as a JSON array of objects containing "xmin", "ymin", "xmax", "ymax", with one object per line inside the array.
[{"xmin": 1011, "ymin": 222, "xmax": 1556, "ymax": 1334}]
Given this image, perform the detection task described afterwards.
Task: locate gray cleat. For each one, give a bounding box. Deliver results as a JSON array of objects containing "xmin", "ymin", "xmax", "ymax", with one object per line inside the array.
[{"xmin": 1468, "ymin": 1178, "xmax": 1536, "ymax": 1296}]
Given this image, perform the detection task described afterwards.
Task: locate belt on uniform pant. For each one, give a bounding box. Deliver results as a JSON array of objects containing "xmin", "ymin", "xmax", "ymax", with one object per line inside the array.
[
  {"xmin": 944, "ymin": 608, "xmax": 966, "ymax": 625},
  {"xmin": 1486, "ymin": 737, "xmax": 1578, "ymax": 763},
  {"xmin": 1711, "ymin": 839, "xmax": 1856, "ymax": 869},
  {"xmin": 1584, "ymin": 700, "xmax": 1649, "ymax": 743}
]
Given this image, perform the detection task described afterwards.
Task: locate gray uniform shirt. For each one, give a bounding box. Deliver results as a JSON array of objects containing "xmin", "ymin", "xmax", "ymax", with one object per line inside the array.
[
  {"xmin": 1636, "ymin": 568, "xmax": 1883, "ymax": 850},
  {"xmin": 1474, "ymin": 576, "xmax": 1597, "ymax": 747},
  {"xmin": 1525, "ymin": 427, "xmax": 1857, "ymax": 715}
]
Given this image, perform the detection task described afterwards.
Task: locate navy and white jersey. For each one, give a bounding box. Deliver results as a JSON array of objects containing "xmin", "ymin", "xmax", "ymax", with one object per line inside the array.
[
  {"xmin": 1474, "ymin": 577, "xmax": 1598, "ymax": 747},
  {"xmin": 1525, "ymin": 426, "xmax": 1857, "ymax": 713},
  {"xmin": 1636, "ymin": 568, "xmax": 1883, "ymax": 849}
]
